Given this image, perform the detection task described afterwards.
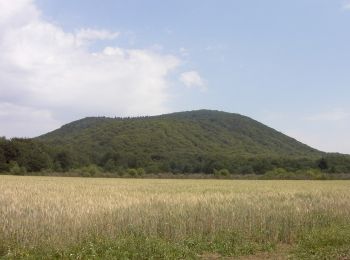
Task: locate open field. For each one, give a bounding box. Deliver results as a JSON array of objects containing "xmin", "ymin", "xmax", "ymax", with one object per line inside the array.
[{"xmin": 1, "ymin": 176, "xmax": 350, "ymax": 259}]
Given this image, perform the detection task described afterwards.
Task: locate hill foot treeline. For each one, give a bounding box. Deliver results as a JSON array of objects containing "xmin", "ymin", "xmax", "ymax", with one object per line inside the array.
[{"xmin": 1, "ymin": 137, "xmax": 350, "ymax": 177}]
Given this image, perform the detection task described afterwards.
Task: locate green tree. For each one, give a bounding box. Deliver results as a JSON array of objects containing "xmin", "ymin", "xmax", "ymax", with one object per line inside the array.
[
  {"xmin": 0, "ymin": 148, "xmax": 7, "ymax": 172},
  {"xmin": 55, "ymin": 151, "xmax": 73, "ymax": 172},
  {"xmin": 9, "ymin": 161, "xmax": 26, "ymax": 175},
  {"xmin": 104, "ymin": 159, "xmax": 116, "ymax": 172},
  {"xmin": 318, "ymin": 158, "xmax": 328, "ymax": 171}
]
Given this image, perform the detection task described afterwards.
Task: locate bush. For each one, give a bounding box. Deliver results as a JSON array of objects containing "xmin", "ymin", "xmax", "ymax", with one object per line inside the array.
[
  {"xmin": 117, "ymin": 169, "xmax": 125, "ymax": 177},
  {"xmin": 75, "ymin": 165, "xmax": 102, "ymax": 177},
  {"xmin": 303, "ymin": 169, "xmax": 328, "ymax": 180},
  {"xmin": 136, "ymin": 168, "xmax": 146, "ymax": 177},
  {"xmin": 263, "ymin": 168, "xmax": 294, "ymax": 179},
  {"xmin": 214, "ymin": 168, "xmax": 230, "ymax": 178},
  {"xmin": 9, "ymin": 161, "xmax": 26, "ymax": 175},
  {"xmin": 263, "ymin": 168, "xmax": 328, "ymax": 180},
  {"xmin": 127, "ymin": 168, "xmax": 138, "ymax": 177}
]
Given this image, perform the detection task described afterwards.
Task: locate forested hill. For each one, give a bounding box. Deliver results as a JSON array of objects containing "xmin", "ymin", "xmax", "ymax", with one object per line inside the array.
[
  {"xmin": 2, "ymin": 109, "xmax": 350, "ymax": 174},
  {"xmin": 32, "ymin": 109, "xmax": 328, "ymax": 174},
  {"xmin": 39, "ymin": 109, "xmax": 321, "ymax": 158}
]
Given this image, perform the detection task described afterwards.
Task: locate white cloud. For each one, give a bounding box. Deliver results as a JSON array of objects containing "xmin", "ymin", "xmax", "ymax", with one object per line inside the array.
[
  {"xmin": 179, "ymin": 71, "xmax": 207, "ymax": 91},
  {"xmin": 75, "ymin": 28, "xmax": 119, "ymax": 46},
  {"xmin": 0, "ymin": 0, "xmax": 181, "ymax": 137},
  {"xmin": 0, "ymin": 0, "xmax": 38, "ymax": 28},
  {"xmin": 0, "ymin": 102, "xmax": 60, "ymax": 137}
]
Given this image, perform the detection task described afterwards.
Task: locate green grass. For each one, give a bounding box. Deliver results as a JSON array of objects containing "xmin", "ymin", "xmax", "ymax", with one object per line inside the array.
[
  {"xmin": 2, "ymin": 233, "xmax": 276, "ymax": 259},
  {"xmin": 293, "ymin": 225, "xmax": 350, "ymax": 259}
]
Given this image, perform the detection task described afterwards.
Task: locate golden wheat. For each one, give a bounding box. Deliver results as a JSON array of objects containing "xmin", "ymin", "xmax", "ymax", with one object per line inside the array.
[{"xmin": 1, "ymin": 176, "xmax": 350, "ymax": 251}]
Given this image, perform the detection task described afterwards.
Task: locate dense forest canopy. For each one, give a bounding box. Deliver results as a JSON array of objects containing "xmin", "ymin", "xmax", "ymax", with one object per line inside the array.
[{"xmin": 1, "ymin": 110, "xmax": 350, "ymax": 175}]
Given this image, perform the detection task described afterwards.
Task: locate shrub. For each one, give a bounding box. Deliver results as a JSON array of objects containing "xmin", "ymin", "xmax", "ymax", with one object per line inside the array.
[
  {"xmin": 263, "ymin": 168, "xmax": 328, "ymax": 180},
  {"xmin": 263, "ymin": 168, "xmax": 292, "ymax": 179},
  {"xmin": 304, "ymin": 169, "xmax": 328, "ymax": 180},
  {"xmin": 214, "ymin": 168, "xmax": 230, "ymax": 178},
  {"xmin": 136, "ymin": 168, "xmax": 146, "ymax": 177},
  {"xmin": 127, "ymin": 168, "xmax": 138, "ymax": 177},
  {"xmin": 9, "ymin": 161, "xmax": 26, "ymax": 175},
  {"xmin": 117, "ymin": 170, "xmax": 125, "ymax": 177},
  {"xmin": 75, "ymin": 165, "xmax": 102, "ymax": 177}
]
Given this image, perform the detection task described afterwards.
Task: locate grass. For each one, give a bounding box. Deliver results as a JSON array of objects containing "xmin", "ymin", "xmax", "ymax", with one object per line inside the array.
[{"xmin": 0, "ymin": 176, "xmax": 350, "ymax": 259}]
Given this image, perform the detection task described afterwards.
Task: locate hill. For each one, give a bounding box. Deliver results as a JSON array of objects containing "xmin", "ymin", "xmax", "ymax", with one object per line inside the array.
[
  {"xmin": 35, "ymin": 110, "xmax": 328, "ymax": 174},
  {"xmin": 2, "ymin": 109, "xmax": 350, "ymax": 175}
]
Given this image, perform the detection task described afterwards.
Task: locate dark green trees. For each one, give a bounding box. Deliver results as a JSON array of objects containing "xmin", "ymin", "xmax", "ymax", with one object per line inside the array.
[
  {"xmin": 54, "ymin": 151, "xmax": 73, "ymax": 172},
  {"xmin": 0, "ymin": 137, "xmax": 7, "ymax": 169},
  {"xmin": 0, "ymin": 138, "xmax": 52, "ymax": 173},
  {"xmin": 318, "ymin": 158, "xmax": 328, "ymax": 171}
]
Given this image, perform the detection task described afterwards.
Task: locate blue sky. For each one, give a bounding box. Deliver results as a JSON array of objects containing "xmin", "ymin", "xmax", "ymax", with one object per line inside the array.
[{"xmin": 1, "ymin": 0, "xmax": 350, "ymax": 153}]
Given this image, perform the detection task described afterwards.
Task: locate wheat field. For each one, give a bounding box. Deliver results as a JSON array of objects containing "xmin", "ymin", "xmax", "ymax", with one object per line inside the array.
[{"xmin": 1, "ymin": 176, "xmax": 350, "ymax": 259}]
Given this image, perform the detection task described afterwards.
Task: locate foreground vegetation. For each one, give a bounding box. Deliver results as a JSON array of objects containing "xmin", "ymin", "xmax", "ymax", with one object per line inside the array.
[{"xmin": 1, "ymin": 176, "xmax": 350, "ymax": 259}]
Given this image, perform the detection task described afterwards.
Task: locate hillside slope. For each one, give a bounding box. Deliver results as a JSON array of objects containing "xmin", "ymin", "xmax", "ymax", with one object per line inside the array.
[{"xmin": 37, "ymin": 110, "xmax": 324, "ymax": 173}]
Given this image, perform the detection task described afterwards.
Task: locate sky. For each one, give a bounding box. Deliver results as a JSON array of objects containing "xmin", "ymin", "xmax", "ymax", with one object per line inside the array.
[{"xmin": 0, "ymin": 0, "xmax": 350, "ymax": 153}]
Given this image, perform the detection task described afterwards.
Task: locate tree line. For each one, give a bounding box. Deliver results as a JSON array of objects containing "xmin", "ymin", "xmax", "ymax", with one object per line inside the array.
[{"xmin": 1, "ymin": 137, "xmax": 350, "ymax": 176}]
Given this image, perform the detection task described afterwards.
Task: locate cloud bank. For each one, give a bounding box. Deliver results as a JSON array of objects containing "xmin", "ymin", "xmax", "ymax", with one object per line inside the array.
[{"xmin": 0, "ymin": 0, "xmax": 181, "ymax": 137}]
